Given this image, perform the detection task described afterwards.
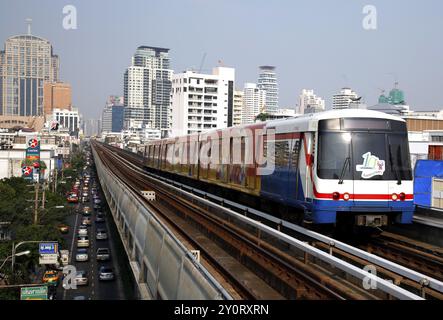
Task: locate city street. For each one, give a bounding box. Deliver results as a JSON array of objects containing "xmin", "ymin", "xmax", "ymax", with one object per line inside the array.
[{"xmin": 56, "ymin": 168, "xmax": 134, "ymax": 300}]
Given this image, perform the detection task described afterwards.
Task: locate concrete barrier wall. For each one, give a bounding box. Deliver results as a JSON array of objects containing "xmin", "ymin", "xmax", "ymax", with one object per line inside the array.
[{"xmin": 92, "ymin": 146, "xmax": 231, "ymax": 300}]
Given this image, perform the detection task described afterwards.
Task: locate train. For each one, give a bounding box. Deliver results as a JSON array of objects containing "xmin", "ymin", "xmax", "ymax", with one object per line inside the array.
[{"xmin": 140, "ymin": 109, "xmax": 414, "ymax": 231}]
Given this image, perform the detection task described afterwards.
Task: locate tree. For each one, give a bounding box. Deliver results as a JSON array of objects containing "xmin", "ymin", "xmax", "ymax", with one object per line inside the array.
[{"xmin": 255, "ymin": 113, "xmax": 270, "ymax": 122}]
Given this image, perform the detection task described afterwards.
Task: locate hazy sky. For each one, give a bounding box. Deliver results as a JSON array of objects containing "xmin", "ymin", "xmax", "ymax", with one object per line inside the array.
[{"xmin": 1, "ymin": 0, "xmax": 442, "ymax": 119}]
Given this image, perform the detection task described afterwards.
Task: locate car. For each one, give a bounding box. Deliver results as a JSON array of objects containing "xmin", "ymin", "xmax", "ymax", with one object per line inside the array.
[
  {"xmin": 98, "ymin": 266, "xmax": 115, "ymax": 281},
  {"xmin": 82, "ymin": 196, "xmax": 89, "ymax": 203},
  {"xmin": 93, "ymin": 204, "xmax": 101, "ymax": 210},
  {"xmin": 82, "ymin": 217, "xmax": 92, "ymax": 226},
  {"xmin": 82, "ymin": 207, "xmax": 91, "ymax": 216},
  {"xmin": 75, "ymin": 271, "xmax": 89, "ymax": 286},
  {"xmin": 42, "ymin": 270, "xmax": 60, "ymax": 284},
  {"xmin": 77, "ymin": 236, "xmax": 89, "ymax": 248},
  {"xmin": 58, "ymin": 224, "xmax": 69, "ymax": 234},
  {"xmin": 75, "ymin": 248, "xmax": 89, "ymax": 262},
  {"xmin": 95, "ymin": 213, "xmax": 105, "ymax": 223},
  {"xmin": 96, "ymin": 248, "xmax": 110, "ymax": 261},
  {"xmin": 72, "ymin": 295, "xmax": 87, "ymax": 300},
  {"xmin": 67, "ymin": 196, "xmax": 78, "ymax": 203},
  {"xmin": 96, "ymin": 229, "xmax": 108, "ymax": 240},
  {"xmin": 82, "ymin": 192, "xmax": 88, "ymax": 197},
  {"xmin": 94, "ymin": 198, "xmax": 101, "ymax": 205},
  {"xmin": 78, "ymin": 225, "xmax": 88, "ymax": 236}
]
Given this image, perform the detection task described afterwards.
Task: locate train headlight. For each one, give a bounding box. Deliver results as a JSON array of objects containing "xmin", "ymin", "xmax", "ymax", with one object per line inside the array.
[
  {"xmin": 391, "ymin": 193, "xmax": 398, "ymax": 201},
  {"xmin": 343, "ymin": 193, "xmax": 350, "ymax": 201},
  {"xmin": 332, "ymin": 192, "xmax": 340, "ymax": 201},
  {"xmin": 399, "ymin": 192, "xmax": 406, "ymax": 201}
]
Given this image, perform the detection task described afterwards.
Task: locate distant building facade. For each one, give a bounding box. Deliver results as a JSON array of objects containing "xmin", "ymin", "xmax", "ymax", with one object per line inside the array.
[
  {"xmin": 299, "ymin": 89, "xmax": 325, "ymax": 114},
  {"xmin": 171, "ymin": 67, "xmax": 235, "ymax": 136},
  {"xmin": 43, "ymin": 82, "xmax": 71, "ymax": 114},
  {"xmin": 257, "ymin": 66, "xmax": 278, "ymax": 113},
  {"xmin": 233, "ymin": 90, "xmax": 244, "ymax": 127},
  {"xmin": 332, "ymin": 88, "xmax": 361, "ymax": 109},
  {"xmin": 83, "ymin": 119, "xmax": 101, "ymax": 137},
  {"xmin": 49, "ymin": 108, "xmax": 80, "ymax": 135},
  {"xmin": 102, "ymin": 95, "xmax": 124, "ymax": 133},
  {"xmin": 0, "ymin": 33, "xmax": 59, "ymax": 117},
  {"xmin": 123, "ymin": 46, "xmax": 172, "ymax": 137},
  {"xmin": 241, "ymin": 83, "xmax": 266, "ymax": 125}
]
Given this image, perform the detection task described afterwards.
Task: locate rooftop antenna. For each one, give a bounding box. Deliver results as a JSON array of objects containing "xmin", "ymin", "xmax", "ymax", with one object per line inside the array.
[{"xmin": 25, "ymin": 18, "xmax": 32, "ymax": 35}]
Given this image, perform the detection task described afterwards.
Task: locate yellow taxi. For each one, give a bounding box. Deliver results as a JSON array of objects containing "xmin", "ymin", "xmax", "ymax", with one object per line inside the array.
[
  {"xmin": 58, "ymin": 224, "xmax": 69, "ymax": 234},
  {"xmin": 42, "ymin": 270, "xmax": 60, "ymax": 285}
]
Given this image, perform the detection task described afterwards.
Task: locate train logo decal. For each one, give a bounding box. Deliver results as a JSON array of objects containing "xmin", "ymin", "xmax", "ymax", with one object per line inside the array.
[{"xmin": 356, "ymin": 152, "xmax": 385, "ymax": 179}]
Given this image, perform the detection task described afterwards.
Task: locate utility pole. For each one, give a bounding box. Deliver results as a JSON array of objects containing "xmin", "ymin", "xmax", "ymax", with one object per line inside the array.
[
  {"xmin": 33, "ymin": 181, "xmax": 39, "ymax": 225},
  {"xmin": 41, "ymin": 182, "xmax": 46, "ymax": 211}
]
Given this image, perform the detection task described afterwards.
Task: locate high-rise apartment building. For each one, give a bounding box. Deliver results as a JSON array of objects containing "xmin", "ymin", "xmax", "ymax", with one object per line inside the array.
[
  {"xmin": 43, "ymin": 82, "xmax": 71, "ymax": 114},
  {"xmin": 332, "ymin": 88, "xmax": 361, "ymax": 109},
  {"xmin": 0, "ymin": 32, "xmax": 59, "ymax": 117},
  {"xmin": 233, "ymin": 90, "xmax": 244, "ymax": 127},
  {"xmin": 123, "ymin": 46, "xmax": 172, "ymax": 137},
  {"xmin": 241, "ymin": 83, "xmax": 266, "ymax": 125},
  {"xmin": 171, "ymin": 67, "xmax": 235, "ymax": 136},
  {"xmin": 102, "ymin": 95, "xmax": 124, "ymax": 133},
  {"xmin": 257, "ymin": 66, "xmax": 278, "ymax": 113},
  {"xmin": 299, "ymin": 89, "xmax": 325, "ymax": 114}
]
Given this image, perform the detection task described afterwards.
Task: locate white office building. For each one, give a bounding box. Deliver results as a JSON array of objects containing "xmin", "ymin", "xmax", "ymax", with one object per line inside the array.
[
  {"xmin": 46, "ymin": 107, "xmax": 80, "ymax": 136},
  {"xmin": 332, "ymin": 88, "xmax": 362, "ymax": 109},
  {"xmin": 233, "ymin": 90, "xmax": 244, "ymax": 127},
  {"xmin": 170, "ymin": 67, "xmax": 235, "ymax": 136},
  {"xmin": 241, "ymin": 83, "xmax": 266, "ymax": 125},
  {"xmin": 298, "ymin": 89, "xmax": 325, "ymax": 114}
]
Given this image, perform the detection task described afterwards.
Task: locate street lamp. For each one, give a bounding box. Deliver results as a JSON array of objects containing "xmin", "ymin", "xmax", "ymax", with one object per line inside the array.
[
  {"xmin": 11, "ymin": 241, "xmax": 41, "ymax": 275},
  {"xmin": 0, "ymin": 251, "xmax": 31, "ymax": 272}
]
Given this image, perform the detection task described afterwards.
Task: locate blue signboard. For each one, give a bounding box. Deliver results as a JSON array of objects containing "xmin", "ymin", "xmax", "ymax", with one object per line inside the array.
[{"xmin": 39, "ymin": 242, "xmax": 58, "ymax": 255}]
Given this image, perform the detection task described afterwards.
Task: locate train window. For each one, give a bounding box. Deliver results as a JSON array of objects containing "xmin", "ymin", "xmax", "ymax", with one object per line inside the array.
[
  {"xmin": 291, "ymin": 139, "xmax": 301, "ymax": 169},
  {"xmin": 342, "ymin": 118, "xmax": 389, "ymax": 131},
  {"xmin": 274, "ymin": 140, "xmax": 290, "ymax": 168},
  {"xmin": 317, "ymin": 132, "xmax": 352, "ymax": 180},
  {"xmin": 387, "ymin": 134, "xmax": 413, "ymax": 180},
  {"xmin": 318, "ymin": 119, "xmax": 340, "ymax": 131}
]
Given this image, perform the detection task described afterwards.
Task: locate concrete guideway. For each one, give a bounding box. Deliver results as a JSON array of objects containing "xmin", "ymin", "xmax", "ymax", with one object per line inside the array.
[{"xmin": 91, "ymin": 143, "xmax": 232, "ymax": 300}]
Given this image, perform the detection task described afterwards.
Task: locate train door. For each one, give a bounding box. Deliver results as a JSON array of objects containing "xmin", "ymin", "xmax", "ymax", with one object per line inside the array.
[{"xmin": 351, "ymin": 133, "xmax": 389, "ymax": 207}]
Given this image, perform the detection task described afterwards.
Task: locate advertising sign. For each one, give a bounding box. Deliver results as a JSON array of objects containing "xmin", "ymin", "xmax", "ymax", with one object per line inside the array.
[
  {"xmin": 39, "ymin": 242, "xmax": 59, "ymax": 255},
  {"xmin": 39, "ymin": 254, "xmax": 59, "ymax": 265},
  {"xmin": 22, "ymin": 166, "xmax": 33, "ymax": 181},
  {"xmin": 20, "ymin": 286, "xmax": 48, "ymax": 300}
]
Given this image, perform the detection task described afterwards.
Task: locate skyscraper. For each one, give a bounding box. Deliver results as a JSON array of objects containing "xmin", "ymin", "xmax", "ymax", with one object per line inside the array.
[
  {"xmin": 299, "ymin": 89, "xmax": 325, "ymax": 114},
  {"xmin": 257, "ymin": 66, "xmax": 278, "ymax": 113},
  {"xmin": 123, "ymin": 46, "xmax": 172, "ymax": 137},
  {"xmin": 241, "ymin": 83, "xmax": 266, "ymax": 125},
  {"xmin": 0, "ymin": 31, "xmax": 59, "ymax": 116}
]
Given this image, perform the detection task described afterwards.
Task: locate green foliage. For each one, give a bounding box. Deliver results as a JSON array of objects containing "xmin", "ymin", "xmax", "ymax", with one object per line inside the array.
[
  {"xmin": 0, "ymin": 177, "xmax": 70, "ymax": 292},
  {"xmin": 255, "ymin": 113, "xmax": 271, "ymax": 122}
]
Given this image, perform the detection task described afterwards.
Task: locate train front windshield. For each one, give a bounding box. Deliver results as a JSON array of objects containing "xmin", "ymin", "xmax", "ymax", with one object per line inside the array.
[{"xmin": 317, "ymin": 118, "xmax": 412, "ymax": 181}]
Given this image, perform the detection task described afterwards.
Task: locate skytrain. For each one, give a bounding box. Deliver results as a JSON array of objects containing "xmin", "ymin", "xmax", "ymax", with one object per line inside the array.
[{"xmin": 141, "ymin": 109, "xmax": 414, "ymax": 231}]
